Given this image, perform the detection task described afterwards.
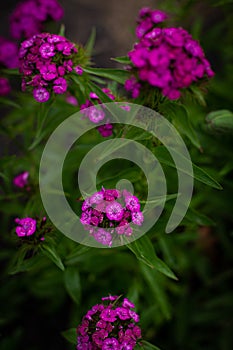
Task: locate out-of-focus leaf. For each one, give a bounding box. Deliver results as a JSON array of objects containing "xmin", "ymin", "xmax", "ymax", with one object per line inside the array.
[
  {"xmin": 140, "ymin": 263, "xmax": 172, "ymax": 319},
  {"xmin": 153, "ymin": 146, "xmax": 222, "ymax": 189},
  {"xmin": 186, "ymin": 208, "xmax": 216, "ymax": 226},
  {"xmin": 127, "ymin": 236, "xmax": 178, "ymax": 280},
  {"xmin": 61, "ymin": 328, "xmax": 77, "ymax": 344},
  {"xmin": 40, "ymin": 244, "xmax": 65, "ymax": 271},
  {"xmin": 83, "ymin": 67, "xmax": 131, "ymax": 84},
  {"xmin": 0, "ymin": 97, "xmax": 21, "ymax": 109},
  {"xmin": 64, "ymin": 266, "xmax": 81, "ymax": 304},
  {"xmin": 135, "ymin": 340, "xmax": 161, "ymax": 350},
  {"xmin": 65, "ymin": 245, "xmax": 91, "ymax": 265},
  {"xmin": 160, "ymin": 102, "xmax": 201, "ymax": 149}
]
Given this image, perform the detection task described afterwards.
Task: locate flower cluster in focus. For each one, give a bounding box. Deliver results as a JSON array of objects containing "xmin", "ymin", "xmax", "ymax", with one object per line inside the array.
[
  {"xmin": 77, "ymin": 295, "xmax": 141, "ymax": 350},
  {"xmin": 80, "ymin": 188, "xmax": 144, "ymax": 246},
  {"xmin": 19, "ymin": 32, "xmax": 85, "ymax": 102},
  {"xmin": 125, "ymin": 7, "xmax": 214, "ymax": 100},
  {"xmin": 10, "ymin": 0, "xmax": 64, "ymax": 40},
  {"xmin": 80, "ymin": 89, "xmax": 115, "ymax": 137}
]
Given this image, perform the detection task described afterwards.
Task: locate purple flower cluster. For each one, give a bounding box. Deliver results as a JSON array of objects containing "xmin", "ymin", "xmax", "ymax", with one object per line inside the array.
[
  {"xmin": 0, "ymin": 37, "xmax": 19, "ymax": 96},
  {"xmin": 80, "ymin": 89, "xmax": 115, "ymax": 137},
  {"xmin": 80, "ymin": 188, "xmax": 144, "ymax": 246},
  {"xmin": 125, "ymin": 8, "xmax": 214, "ymax": 100},
  {"xmin": 77, "ymin": 295, "xmax": 141, "ymax": 350},
  {"xmin": 0, "ymin": 37, "xmax": 19, "ymax": 69},
  {"xmin": 19, "ymin": 32, "xmax": 82, "ymax": 102},
  {"xmin": 13, "ymin": 171, "xmax": 30, "ymax": 189},
  {"xmin": 10, "ymin": 0, "xmax": 64, "ymax": 40}
]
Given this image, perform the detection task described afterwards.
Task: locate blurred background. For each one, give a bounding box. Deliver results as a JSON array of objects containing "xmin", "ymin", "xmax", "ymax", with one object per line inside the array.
[{"xmin": 1, "ymin": 1, "xmax": 233, "ymax": 350}]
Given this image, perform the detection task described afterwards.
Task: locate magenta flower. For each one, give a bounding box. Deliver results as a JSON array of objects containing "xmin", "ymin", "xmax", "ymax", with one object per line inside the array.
[
  {"xmin": 80, "ymin": 88, "xmax": 116, "ymax": 136},
  {"xmin": 15, "ymin": 217, "xmax": 37, "ymax": 237},
  {"xmin": 102, "ymin": 338, "xmax": 119, "ymax": 350},
  {"xmin": 88, "ymin": 106, "xmax": 105, "ymax": 123},
  {"xmin": 97, "ymin": 123, "xmax": 113, "ymax": 137},
  {"xmin": 106, "ymin": 202, "xmax": 124, "ymax": 221},
  {"xmin": 93, "ymin": 229, "xmax": 113, "ymax": 247},
  {"xmin": 126, "ymin": 7, "xmax": 214, "ymax": 100},
  {"xmin": 19, "ymin": 32, "xmax": 85, "ymax": 102},
  {"xmin": 77, "ymin": 296, "xmax": 141, "ymax": 349},
  {"xmin": 0, "ymin": 77, "xmax": 11, "ymax": 96},
  {"xmin": 13, "ymin": 171, "xmax": 29, "ymax": 189},
  {"xmin": 80, "ymin": 188, "xmax": 144, "ymax": 245},
  {"xmin": 33, "ymin": 87, "xmax": 50, "ymax": 103},
  {"xmin": 53, "ymin": 77, "xmax": 67, "ymax": 94},
  {"xmin": 40, "ymin": 64, "xmax": 57, "ymax": 81},
  {"xmin": 0, "ymin": 37, "xmax": 19, "ymax": 69},
  {"xmin": 10, "ymin": 0, "xmax": 64, "ymax": 40},
  {"xmin": 131, "ymin": 212, "xmax": 144, "ymax": 226}
]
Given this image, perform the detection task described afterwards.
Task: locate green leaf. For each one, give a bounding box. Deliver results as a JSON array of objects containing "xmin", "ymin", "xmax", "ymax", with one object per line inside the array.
[
  {"xmin": 64, "ymin": 267, "xmax": 81, "ymax": 304},
  {"xmin": 160, "ymin": 102, "xmax": 201, "ymax": 149},
  {"xmin": 61, "ymin": 328, "xmax": 77, "ymax": 344},
  {"xmin": 40, "ymin": 244, "xmax": 65, "ymax": 271},
  {"xmin": 127, "ymin": 236, "xmax": 178, "ymax": 280},
  {"xmin": 0, "ymin": 97, "xmax": 21, "ymax": 109},
  {"xmin": 83, "ymin": 67, "xmax": 131, "ymax": 84},
  {"xmin": 58, "ymin": 24, "xmax": 66, "ymax": 36},
  {"xmin": 136, "ymin": 340, "xmax": 162, "ymax": 350},
  {"xmin": 206, "ymin": 109, "xmax": 233, "ymax": 132},
  {"xmin": 1, "ymin": 68, "xmax": 19, "ymax": 75},
  {"xmin": 85, "ymin": 28, "xmax": 96, "ymax": 55},
  {"xmin": 140, "ymin": 263, "xmax": 172, "ymax": 319},
  {"xmin": 153, "ymin": 146, "xmax": 222, "ymax": 189},
  {"xmin": 111, "ymin": 56, "xmax": 131, "ymax": 64},
  {"xmin": 189, "ymin": 85, "xmax": 206, "ymax": 106},
  {"xmin": 65, "ymin": 245, "xmax": 91, "ymax": 265},
  {"xmin": 186, "ymin": 208, "xmax": 216, "ymax": 226},
  {"xmin": 87, "ymin": 81, "xmax": 113, "ymax": 103}
]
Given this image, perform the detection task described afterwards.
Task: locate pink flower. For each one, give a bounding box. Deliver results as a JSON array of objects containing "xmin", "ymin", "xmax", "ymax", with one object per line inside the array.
[
  {"xmin": 93, "ymin": 229, "xmax": 112, "ymax": 247},
  {"xmin": 0, "ymin": 77, "xmax": 11, "ymax": 96},
  {"xmin": 15, "ymin": 217, "xmax": 37, "ymax": 237},
  {"xmin": 39, "ymin": 43, "xmax": 55, "ymax": 58},
  {"xmin": 33, "ymin": 87, "xmax": 50, "ymax": 102},
  {"xmin": 131, "ymin": 212, "xmax": 144, "ymax": 226},
  {"xmin": 102, "ymin": 338, "xmax": 119, "ymax": 350},
  {"xmin": 53, "ymin": 77, "xmax": 67, "ymax": 94},
  {"xmin": 106, "ymin": 202, "xmax": 124, "ymax": 221},
  {"xmin": 13, "ymin": 171, "xmax": 29, "ymax": 188}
]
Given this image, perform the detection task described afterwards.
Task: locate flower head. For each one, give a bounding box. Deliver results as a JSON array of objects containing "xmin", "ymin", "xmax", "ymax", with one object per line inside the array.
[
  {"xmin": 77, "ymin": 296, "xmax": 141, "ymax": 349},
  {"xmin": 126, "ymin": 8, "xmax": 214, "ymax": 100},
  {"xmin": 10, "ymin": 0, "xmax": 64, "ymax": 40},
  {"xmin": 80, "ymin": 188, "xmax": 144, "ymax": 246},
  {"xmin": 19, "ymin": 32, "xmax": 86, "ymax": 102},
  {"xmin": 15, "ymin": 217, "xmax": 37, "ymax": 237},
  {"xmin": 80, "ymin": 88, "xmax": 115, "ymax": 137},
  {"xmin": 13, "ymin": 171, "xmax": 29, "ymax": 189}
]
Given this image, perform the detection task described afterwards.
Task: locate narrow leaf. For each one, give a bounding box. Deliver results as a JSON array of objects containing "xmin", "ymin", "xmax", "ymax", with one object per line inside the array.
[
  {"xmin": 127, "ymin": 236, "xmax": 177, "ymax": 280},
  {"xmin": 83, "ymin": 67, "xmax": 131, "ymax": 84},
  {"xmin": 85, "ymin": 28, "xmax": 96, "ymax": 55},
  {"xmin": 153, "ymin": 146, "xmax": 222, "ymax": 189},
  {"xmin": 40, "ymin": 244, "xmax": 65, "ymax": 271},
  {"xmin": 64, "ymin": 267, "xmax": 81, "ymax": 304},
  {"xmin": 111, "ymin": 56, "xmax": 131, "ymax": 64},
  {"xmin": 61, "ymin": 328, "xmax": 77, "ymax": 344}
]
